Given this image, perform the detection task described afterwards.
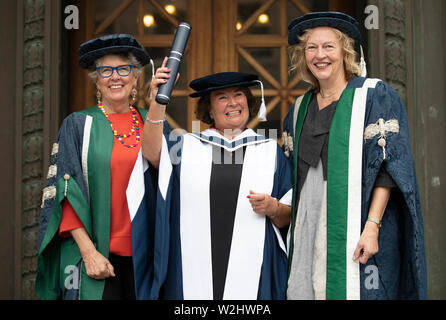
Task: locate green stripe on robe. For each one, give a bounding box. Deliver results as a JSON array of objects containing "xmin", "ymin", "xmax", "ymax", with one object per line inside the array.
[
  {"xmin": 326, "ymin": 88, "xmax": 355, "ymax": 299},
  {"xmin": 77, "ymin": 106, "xmax": 113, "ymax": 299}
]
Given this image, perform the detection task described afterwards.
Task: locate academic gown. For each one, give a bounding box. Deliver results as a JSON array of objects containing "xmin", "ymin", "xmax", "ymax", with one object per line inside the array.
[
  {"xmin": 133, "ymin": 128, "xmax": 293, "ymax": 300},
  {"xmin": 282, "ymin": 76, "xmax": 428, "ymax": 300},
  {"xmin": 35, "ymin": 105, "xmax": 150, "ymax": 300}
]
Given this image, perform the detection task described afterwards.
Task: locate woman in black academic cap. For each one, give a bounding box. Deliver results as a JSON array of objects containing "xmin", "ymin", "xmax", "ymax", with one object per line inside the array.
[
  {"xmin": 283, "ymin": 12, "xmax": 427, "ymax": 300},
  {"xmin": 141, "ymin": 63, "xmax": 293, "ymax": 299},
  {"xmin": 36, "ymin": 34, "xmax": 154, "ymax": 300}
]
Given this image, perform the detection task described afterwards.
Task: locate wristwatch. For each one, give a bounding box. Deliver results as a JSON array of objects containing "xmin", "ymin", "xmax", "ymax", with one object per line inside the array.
[{"xmin": 367, "ymin": 217, "xmax": 382, "ymax": 228}]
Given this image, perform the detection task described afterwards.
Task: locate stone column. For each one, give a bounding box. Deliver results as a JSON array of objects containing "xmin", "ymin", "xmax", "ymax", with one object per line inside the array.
[{"xmin": 21, "ymin": 0, "xmax": 46, "ymax": 300}]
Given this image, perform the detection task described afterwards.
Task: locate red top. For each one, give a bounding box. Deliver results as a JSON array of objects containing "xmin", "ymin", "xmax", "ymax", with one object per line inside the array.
[{"xmin": 59, "ymin": 110, "xmax": 143, "ymax": 257}]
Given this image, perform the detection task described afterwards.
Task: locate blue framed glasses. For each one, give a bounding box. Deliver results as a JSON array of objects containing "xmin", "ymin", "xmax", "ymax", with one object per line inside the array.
[{"xmin": 96, "ymin": 64, "xmax": 134, "ymax": 78}]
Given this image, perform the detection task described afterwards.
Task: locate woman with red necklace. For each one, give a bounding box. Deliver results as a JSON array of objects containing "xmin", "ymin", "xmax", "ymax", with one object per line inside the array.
[{"xmin": 36, "ymin": 34, "xmax": 155, "ymax": 300}]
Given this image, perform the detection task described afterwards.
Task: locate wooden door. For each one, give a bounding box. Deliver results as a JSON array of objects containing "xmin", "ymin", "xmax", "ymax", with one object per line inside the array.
[
  {"xmin": 69, "ymin": 0, "xmax": 198, "ymax": 130},
  {"xmin": 216, "ymin": 0, "xmax": 314, "ymax": 134},
  {"xmin": 69, "ymin": 0, "xmax": 333, "ymax": 133}
]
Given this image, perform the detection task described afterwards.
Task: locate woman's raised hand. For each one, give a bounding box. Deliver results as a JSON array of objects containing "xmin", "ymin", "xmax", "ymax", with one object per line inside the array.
[
  {"xmin": 149, "ymin": 56, "xmax": 180, "ymax": 103},
  {"xmin": 150, "ymin": 56, "xmax": 170, "ymax": 99}
]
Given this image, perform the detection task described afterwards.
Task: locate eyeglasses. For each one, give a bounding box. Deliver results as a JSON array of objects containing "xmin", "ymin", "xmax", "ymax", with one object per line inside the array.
[{"xmin": 96, "ymin": 64, "xmax": 134, "ymax": 78}]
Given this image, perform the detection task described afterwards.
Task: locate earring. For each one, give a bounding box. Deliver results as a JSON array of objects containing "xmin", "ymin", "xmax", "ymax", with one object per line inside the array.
[
  {"xmin": 96, "ymin": 90, "xmax": 102, "ymax": 105},
  {"xmin": 131, "ymin": 88, "xmax": 137, "ymax": 104}
]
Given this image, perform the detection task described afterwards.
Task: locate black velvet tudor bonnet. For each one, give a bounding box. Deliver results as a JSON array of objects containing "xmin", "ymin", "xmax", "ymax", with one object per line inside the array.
[
  {"xmin": 189, "ymin": 72, "xmax": 267, "ymax": 121},
  {"xmin": 78, "ymin": 34, "xmax": 150, "ymax": 69},
  {"xmin": 189, "ymin": 72, "xmax": 260, "ymax": 98}
]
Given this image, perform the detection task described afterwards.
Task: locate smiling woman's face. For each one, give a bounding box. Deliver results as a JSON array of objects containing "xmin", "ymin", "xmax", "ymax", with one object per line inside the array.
[
  {"xmin": 96, "ymin": 54, "xmax": 137, "ymax": 109},
  {"xmin": 209, "ymin": 87, "xmax": 250, "ymax": 133},
  {"xmin": 304, "ymin": 26, "xmax": 345, "ymax": 84}
]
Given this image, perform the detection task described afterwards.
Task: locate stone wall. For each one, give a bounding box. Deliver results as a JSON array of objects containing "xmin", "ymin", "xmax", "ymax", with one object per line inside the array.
[
  {"xmin": 383, "ymin": 0, "xmax": 407, "ymax": 104},
  {"xmin": 381, "ymin": 0, "xmax": 446, "ymax": 299},
  {"xmin": 21, "ymin": 0, "xmax": 46, "ymax": 299}
]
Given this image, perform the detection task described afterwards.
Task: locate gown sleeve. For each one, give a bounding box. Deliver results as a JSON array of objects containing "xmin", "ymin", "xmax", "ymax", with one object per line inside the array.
[
  {"xmin": 36, "ymin": 112, "xmax": 90, "ymax": 299},
  {"xmin": 59, "ymin": 198, "xmax": 85, "ymax": 238},
  {"xmin": 361, "ymin": 80, "xmax": 427, "ymax": 299},
  {"xmin": 373, "ymin": 164, "xmax": 397, "ymax": 188},
  {"xmin": 272, "ymin": 144, "xmax": 293, "ymax": 206}
]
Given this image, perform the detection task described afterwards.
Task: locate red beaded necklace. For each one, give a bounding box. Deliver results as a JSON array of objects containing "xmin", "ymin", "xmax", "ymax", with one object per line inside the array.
[{"xmin": 98, "ymin": 102, "xmax": 141, "ymax": 148}]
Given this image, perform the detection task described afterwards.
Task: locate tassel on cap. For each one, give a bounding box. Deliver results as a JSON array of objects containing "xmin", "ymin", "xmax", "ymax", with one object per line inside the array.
[
  {"xmin": 360, "ymin": 45, "xmax": 367, "ymax": 77},
  {"xmin": 254, "ymin": 80, "xmax": 267, "ymax": 122},
  {"xmin": 150, "ymin": 59, "xmax": 155, "ymax": 81},
  {"xmin": 188, "ymin": 73, "xmax": 267, "ymax": 121},
  {"xmin": 149, "ymin": 59, "xmax": 155, "ymax": 100}
]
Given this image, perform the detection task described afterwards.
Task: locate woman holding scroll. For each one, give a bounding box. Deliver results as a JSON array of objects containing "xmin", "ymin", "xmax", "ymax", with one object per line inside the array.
[{"xmin": 142, "ymin": 62, "xmax": 293, "ymax": 299}]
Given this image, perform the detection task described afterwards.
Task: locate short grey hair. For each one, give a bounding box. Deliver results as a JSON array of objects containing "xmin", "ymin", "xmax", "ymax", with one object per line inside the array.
[{"xmin": 88, "ymin": 52, "xmax": 143, "ymax": 83}]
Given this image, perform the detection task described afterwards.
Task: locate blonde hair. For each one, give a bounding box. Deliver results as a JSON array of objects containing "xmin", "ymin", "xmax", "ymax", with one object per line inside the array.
[{"xmin": 288, "ymin": 27, "xmax": 361, "ymax": 92}]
